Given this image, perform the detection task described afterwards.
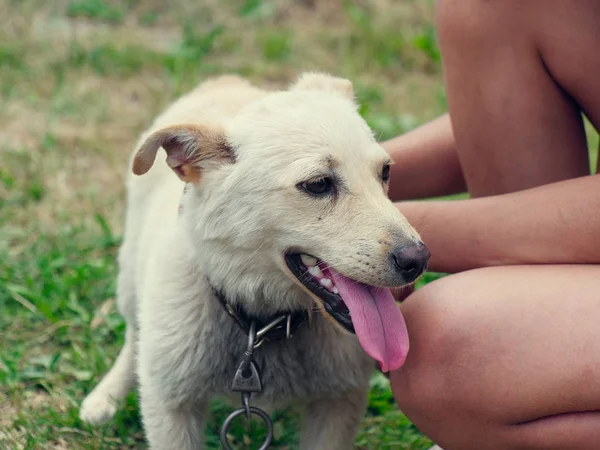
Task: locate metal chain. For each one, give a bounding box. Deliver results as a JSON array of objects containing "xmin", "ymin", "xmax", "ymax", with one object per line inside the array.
[{"xmin": 220, "ymin": 321, "xmax": 274, "ymax": 450}]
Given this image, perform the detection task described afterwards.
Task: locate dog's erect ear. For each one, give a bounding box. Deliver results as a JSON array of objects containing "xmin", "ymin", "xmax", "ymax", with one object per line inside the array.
[
  {"xmin": 290, "ymin": 72, "xmax": 354, "ymax": 101},
  {"xmin": 132, "ymin": 124, "xmax": 233, "ymax": 184}
]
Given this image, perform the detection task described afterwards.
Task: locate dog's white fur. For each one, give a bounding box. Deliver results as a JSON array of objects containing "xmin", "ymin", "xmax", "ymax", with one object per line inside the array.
[{"xmin": 80, "ymin": 73, "xmax": 421, "ymax": 449}]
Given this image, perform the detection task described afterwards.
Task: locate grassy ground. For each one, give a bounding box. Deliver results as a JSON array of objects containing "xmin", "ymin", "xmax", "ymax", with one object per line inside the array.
[
  {"xmin": 6, "ymin": 0, "xmax": 598, "ymax": 449},
  {"xmin": 0, "ymin": 1, "xmax": 445, "ymax": 448}
]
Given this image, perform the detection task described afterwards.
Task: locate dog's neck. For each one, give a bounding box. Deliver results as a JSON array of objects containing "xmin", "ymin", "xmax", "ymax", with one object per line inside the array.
[{"xmin": 210, "ymin": 285, "xmax": 310, "ymax": 342}]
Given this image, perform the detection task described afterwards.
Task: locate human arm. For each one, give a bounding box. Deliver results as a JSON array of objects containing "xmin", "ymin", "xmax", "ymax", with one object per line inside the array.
[
  {"xmin": 399, "ymin": 174, "xmax": 600, "ymax": 273},
  {"xmin": 381, "ymin": 113, "xmax": 466, "ymax": 201}
]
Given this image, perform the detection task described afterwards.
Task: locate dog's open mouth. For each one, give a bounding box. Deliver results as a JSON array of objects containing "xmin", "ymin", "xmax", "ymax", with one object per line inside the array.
[
  {"xmin": 285, "ymin": 253, "xmax": 354, "ymax": 333},
  {"xmin": 285, "ymin": 252, "xmax": 410, "ymax": 373}
]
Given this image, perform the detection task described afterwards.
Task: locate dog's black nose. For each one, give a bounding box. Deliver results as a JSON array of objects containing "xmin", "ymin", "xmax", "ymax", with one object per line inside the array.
[{"xmin": 391, "ymin": 242, "xmax": 431, "ymax": 282}]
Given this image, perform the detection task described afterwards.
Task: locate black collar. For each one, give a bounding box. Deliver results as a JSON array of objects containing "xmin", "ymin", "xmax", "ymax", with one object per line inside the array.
[{"xmin": 212, "ymin": 287, "xmax": 309, "ymax": 342}]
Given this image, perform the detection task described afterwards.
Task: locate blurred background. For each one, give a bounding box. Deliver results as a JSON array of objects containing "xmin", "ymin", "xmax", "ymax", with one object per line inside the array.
[{"xmin": 0, "ymin": 0, "xmax": 446, "ymax": 448}]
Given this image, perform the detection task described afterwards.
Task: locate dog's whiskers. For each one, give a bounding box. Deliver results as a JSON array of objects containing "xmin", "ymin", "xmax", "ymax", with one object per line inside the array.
[
  {"xmin": 317, "ymin": 263, "xmax": 334, "ymax": 272},
  {"xmin": 232, "ymin": 241, "xmax": 268, "ymax": 275},
  {"xmin": 416, "ymin": 222, "xmax": 430, "ymax": 236},
  {"xmin": 298, "ymin": 271, "xmax": 314, "ymax": 285}
]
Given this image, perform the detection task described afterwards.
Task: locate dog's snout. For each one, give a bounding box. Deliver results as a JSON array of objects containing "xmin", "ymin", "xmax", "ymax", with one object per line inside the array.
[{"xmin": 391, "ymin": 242, "xmax": 430, "ymax": 282}]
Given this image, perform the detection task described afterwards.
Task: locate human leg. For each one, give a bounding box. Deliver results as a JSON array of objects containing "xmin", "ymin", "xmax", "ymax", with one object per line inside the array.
[
  {"xmin": 436, "ymin": 0, "xmax": 599, "ymax": 197},
  {"xmin": 390, "ymin": 265, "xmax": 600, "ymax": 449}
]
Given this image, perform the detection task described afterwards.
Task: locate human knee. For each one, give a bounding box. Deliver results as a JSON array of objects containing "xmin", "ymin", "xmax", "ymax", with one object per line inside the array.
[{"xmin": 390, "ymin": 278, "xmax": 478, "ymax": 415}]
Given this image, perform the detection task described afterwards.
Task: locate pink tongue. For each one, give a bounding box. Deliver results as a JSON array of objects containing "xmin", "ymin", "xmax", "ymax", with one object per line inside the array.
[{"xmin": 330, "ymin": 269, "xmax": 409, "ymax": 373}]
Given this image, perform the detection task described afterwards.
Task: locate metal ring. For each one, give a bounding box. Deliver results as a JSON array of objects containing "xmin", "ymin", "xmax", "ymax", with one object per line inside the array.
[{"xmin": 219, "ymin": 406, "xmax": 274, "ymax": 450}]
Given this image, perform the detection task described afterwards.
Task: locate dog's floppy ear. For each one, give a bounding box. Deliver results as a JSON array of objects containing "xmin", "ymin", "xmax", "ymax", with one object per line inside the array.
[
  {"xmin": 290, "ymin": 72, "xmax": 354, "ymax": 101},
  {"xmin": 132, "ymin": 124, "xmax": 233, "ymax": 184}
]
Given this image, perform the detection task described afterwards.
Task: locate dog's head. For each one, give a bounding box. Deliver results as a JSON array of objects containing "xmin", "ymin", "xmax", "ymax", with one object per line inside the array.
[{"xmin": 132, "ymin": 73, "xmax": 429, "ymax": 372}]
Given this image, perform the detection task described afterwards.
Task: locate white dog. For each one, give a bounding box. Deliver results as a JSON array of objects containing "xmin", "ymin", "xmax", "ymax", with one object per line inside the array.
[{"xmin": 80, "ymin": 73, "xmax": 430, "ymax": 449}]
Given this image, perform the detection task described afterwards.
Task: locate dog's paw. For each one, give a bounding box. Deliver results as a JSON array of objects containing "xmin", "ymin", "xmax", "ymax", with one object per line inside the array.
[{"xmin": 79, "ymin": 391, "xmax": 117, "ymax": 425}]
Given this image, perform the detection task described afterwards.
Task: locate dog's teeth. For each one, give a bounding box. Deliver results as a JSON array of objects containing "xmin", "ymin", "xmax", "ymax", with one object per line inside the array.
[
  {"xmin": 301, "ymin": 254, "xmax": 317, "ymax": 268},
  {"xmin": 308, "ymin": 266, "xmax": 323, "ymax": 278},
  {"xmin": 320, "ymin": 278, "xmax": 333, "ymax": 289},
  {"xmin": 333, "ymin": 287, "xmax": 339, "ymax": 294}
]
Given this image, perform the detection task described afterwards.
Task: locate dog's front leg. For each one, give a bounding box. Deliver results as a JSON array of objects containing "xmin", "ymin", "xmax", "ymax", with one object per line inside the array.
[
  {"xmin": 299, "ymin": 389, "xmax": 368, "ymax": 450},
  {"xmin": 140, "ymin": 385, "xmax": 207, "ymax": 450}
]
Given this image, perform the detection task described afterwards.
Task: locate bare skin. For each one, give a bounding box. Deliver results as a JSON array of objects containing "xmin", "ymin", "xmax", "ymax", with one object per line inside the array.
[
  {"xmin": 382, "ymin": 0, "xmax": 600, "ymax": 448},
  {"xmin": 394, "ymin": 266, "xmax": 600, "ymax": 450}
]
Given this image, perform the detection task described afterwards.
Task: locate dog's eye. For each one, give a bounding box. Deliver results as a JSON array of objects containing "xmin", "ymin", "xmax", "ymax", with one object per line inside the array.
[
  {"xmin": 381, "ymin": 164, "xmax": 391, "ymax": 183},
  {"xmin": 299, "ymin": 177, "xmax": 334, "ymax": 196}
]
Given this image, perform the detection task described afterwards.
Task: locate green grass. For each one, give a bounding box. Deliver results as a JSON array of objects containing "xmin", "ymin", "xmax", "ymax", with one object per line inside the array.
[
  {"xmin": 259, "ymin": 30, "xmax": 293, "ymax": 62},
  {"xmin": 0, "ymin": 0, "xmax": 448, "ymax": 448},
  {"xmin": 66, "ymin": 0, "xmax": 125, "ymax": 24}
]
